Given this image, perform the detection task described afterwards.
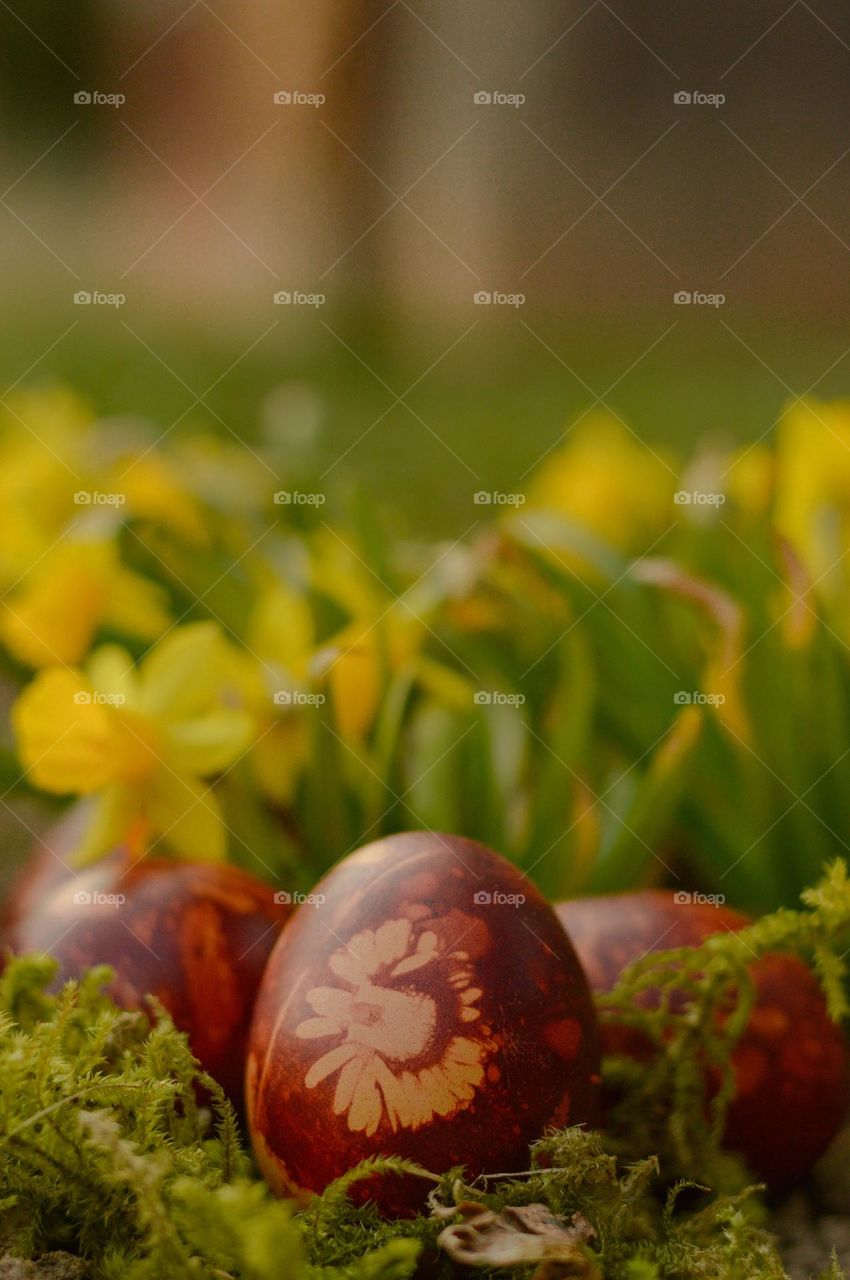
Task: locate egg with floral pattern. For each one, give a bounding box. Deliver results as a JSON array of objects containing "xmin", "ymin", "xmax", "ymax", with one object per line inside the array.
[{"xmin": 246, "ymin": 832, "xmax": 600, "ymax": 1213}]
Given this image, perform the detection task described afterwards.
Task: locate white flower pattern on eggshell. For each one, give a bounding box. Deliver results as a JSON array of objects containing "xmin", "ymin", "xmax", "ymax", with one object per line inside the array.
[{"xmin": 295, "ymin": 916, "xmax": 490, "ymax": 1135}]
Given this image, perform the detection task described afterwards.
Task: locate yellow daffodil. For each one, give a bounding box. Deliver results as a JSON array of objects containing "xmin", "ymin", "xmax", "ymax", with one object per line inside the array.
[
  {"xmin": 528, "ymin": 411, "xmax": 676, "ymax": 551},
  {"xmin": 724, "ymin": 443, "xmax": 774, "ymax": 518},
  {"xmin": 309, "ymin": 530, "xmax": 473, "ymax": 743},
  {"xmin": 773, "ymin": 398, "xmax": 850, "ymax": 587},
  {"xmin": 317, "ymin": 617, "xmax": 412, "ymax": 744},
  {"xmin": 0, "ymin": 387, "xmax": 95, "ymax": 586},
  {"xmin": 12, "ymin": 622, "xmax": 254, "ymax": 863},
  {"xmin": 316, "ymin": 610, "xmax": 472, "ymax": 744},
  {"xmin": 108, "ymin": 451, "xmax": 210, "ymax": 545},
  {"xmin": 0, "ymin": 537, "xmax": 171, "ymax": 668},
  {"xmin": 238, "ymin": 583, "xmax": 316, "ymax": 806}
]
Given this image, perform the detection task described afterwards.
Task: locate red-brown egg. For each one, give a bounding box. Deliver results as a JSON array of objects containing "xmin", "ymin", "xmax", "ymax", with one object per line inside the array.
[
  {"xmin": 556, "ymin": 891, "xmax": 850, "ymax": 1186},
  {"xmin": 5, "ymin": 828, "xmax": 291, "ymax": 1103},
  {"xmin": 247, "ymin": 832, "xmax": 600, "ymax": 1213},
  {"xmin": 0, "ymin": 804, "xmax": 91, "ymax": 940}
]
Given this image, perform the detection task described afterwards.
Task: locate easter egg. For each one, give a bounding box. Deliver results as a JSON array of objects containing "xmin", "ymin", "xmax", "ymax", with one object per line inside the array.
[
  {"xmin": 5, "ymin": 834, "xmax": 291, "ymax": 1103},
  {"xmin": 0, "ymin": 803, "xmax": 91, "ymax": 940},
  {"xmin": 556, "ymin": 891, "xmax": 850, "ymax": 1186},
  {"xmin": 247, "ymin": 832, "xmax": 600, "ymax": 1213}
]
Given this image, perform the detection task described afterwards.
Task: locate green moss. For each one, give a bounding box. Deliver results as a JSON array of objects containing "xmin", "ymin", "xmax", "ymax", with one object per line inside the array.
[{"xmin": 1, "ymin": 862, "xmax": 849, "ymax": 1278}]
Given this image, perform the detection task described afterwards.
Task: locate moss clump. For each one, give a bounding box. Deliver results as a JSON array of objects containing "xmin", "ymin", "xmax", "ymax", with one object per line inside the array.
[{"xmin": 0, "ymin": 862, "xmax": 849, "ymax": 1278}]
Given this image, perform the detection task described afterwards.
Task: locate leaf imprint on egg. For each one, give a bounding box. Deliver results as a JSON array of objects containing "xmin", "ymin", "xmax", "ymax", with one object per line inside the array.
[{"xmin": 295, "ymin": 914, "xmax": 495, "ymax": 1135}]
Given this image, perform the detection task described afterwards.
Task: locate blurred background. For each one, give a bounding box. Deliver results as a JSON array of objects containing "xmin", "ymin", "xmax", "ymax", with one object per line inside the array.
[
  {"xmin": 3, "ymin": 0, "xmax": 850, "ymax": 533},
  {"xmin": 2, "ymin": 0, "xmax": 850, "ymax": 932}
]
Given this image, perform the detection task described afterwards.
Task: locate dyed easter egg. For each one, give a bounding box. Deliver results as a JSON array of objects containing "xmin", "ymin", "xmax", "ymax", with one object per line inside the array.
[
  {"xmin": 0, "ymin": 803, "xmax": 91, "ymax": 939},
  {"xmin": 556, "ymin": 891, "xmax": 850, "ymax": 1186},
  {"xmin": 247, "ymin": 832, "xmax": 600, "ymax": 1212},
  {"xmin": 6, "ymin": 841, "xmax": 291, "ymax": 1103}
]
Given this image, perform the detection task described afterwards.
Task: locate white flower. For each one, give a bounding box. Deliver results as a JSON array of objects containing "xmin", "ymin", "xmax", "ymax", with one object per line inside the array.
[{"xmin": 295, "ymin": 916, "xmax": 492, "ymax": 1135}]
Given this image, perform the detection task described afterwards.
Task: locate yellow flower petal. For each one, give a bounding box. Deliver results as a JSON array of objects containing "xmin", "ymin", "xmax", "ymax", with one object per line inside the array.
[
  {"xmin": 112, "ymin": 453, "xmax": 208, "ymax": 544},
  {"xmin": 249, "ymin": 584, "xmax": 313, "ymax": 681},
  {"xmin": 0, "ymin": 539, "xmax": 168, "ymax": 669},
  {"xmin": 145, "ymin": 770, "xmax": 228, "ymax": 860},
  {"xmin": 73, "ymin": 784, "xmax": 141, "ymax": 866},
  {"xmin": 774, "ymin": 399, "xmax": 850, "ymax": 583},
  {"xmin": 1, "ymin": 546, "xmax": 109, "ymax": 668},
  {"xmin": 160, "ymin": 709, "xmax": 253, "ymax": 776},
  {"xmin": 103, "ymin": 566, "xmax": 171, "ymax": 642},
  {"xmin": 725, "ymin": 444, "xmax": 774, "ymax": 517},
  {"xmin": 321, "ymin": 627, "xmax": 381, "ymax": 742},
  {"xmin": 139, "ymin": 621, "xmax": 231, "ymax": 720},
  {"xmin": 13, "ymin": 669, "xmax": 119, "ymax": 794},
  {"xmin": 85, "ymin": 644, "xmax": 140, "ymax": 708},
  {"xmin": 251, "ymin": 717, "xmax": 310, "ymax": 806},
  {"xmin": 528, "ymin": 411, "xmax": 675, "ymax": 551}
]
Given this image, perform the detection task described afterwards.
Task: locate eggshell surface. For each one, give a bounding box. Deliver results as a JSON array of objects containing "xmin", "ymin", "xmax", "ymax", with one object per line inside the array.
[
  {"xmin": 7, "ymin": 849, "xmax": 291, "ymax": 1103},
  {"xmin": 247, "ymin": 832, "xmax": 600, "ymax": 1211},
  {"xmin": 556, "ymin": 890, "xmax": 850, "ymax": 1186}
]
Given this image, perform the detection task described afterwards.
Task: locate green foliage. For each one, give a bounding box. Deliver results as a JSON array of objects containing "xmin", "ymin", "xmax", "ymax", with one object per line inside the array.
[
  {"xmin": 0, "ymin": 955, "xmax": 418, "ymax": 1280},
  {"xmin": 1, "ymin": 863, "xmax": 850, "ymax": 1278}
]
